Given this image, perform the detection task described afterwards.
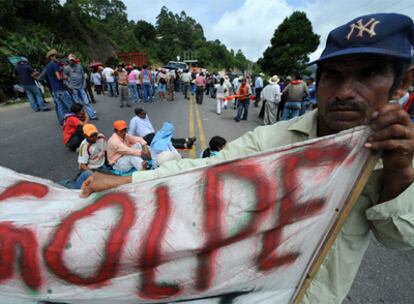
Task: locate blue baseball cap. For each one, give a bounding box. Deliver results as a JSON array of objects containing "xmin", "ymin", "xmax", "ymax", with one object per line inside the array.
[{"xmin": 312, "ymin": 13, "xmax": 414, "ymax": 64}]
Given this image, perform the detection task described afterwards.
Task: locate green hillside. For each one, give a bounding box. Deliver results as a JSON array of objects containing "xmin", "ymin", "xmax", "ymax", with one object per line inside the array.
[{"xmin": 0, "ymin": 0, "xmax": 255, "ymax": 101}]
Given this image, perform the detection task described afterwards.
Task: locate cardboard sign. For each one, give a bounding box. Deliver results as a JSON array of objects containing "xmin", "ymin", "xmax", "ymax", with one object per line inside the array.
[{"xmin": 0, "ymin": 126, "xmax": 372, "ymax": 304}]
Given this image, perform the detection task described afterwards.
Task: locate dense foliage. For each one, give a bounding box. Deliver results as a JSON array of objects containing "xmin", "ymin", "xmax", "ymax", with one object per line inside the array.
[
  {"xmin": 258, "ymin": 11, "xmax": 320, "ymax": 76},
  {"xmin": 0, "ymin": 1, "xmax": 252, "ymax": 70},
  {"xmin": 0, "ymin": 0, "xmax": 258, "ymax": 101}
]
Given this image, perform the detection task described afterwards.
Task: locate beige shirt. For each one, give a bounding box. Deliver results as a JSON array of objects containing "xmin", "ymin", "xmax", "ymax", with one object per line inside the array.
[
  {"xmin": 117, "ymin": 70, "xmax": 128, "ymax": 85},
  {"xmin": 107, "ymin": 133, "xmax": 146, "ymax": 165},
  {"xmin": 132, "ymin": 110, "xmax": 414, "ymax": 303}
]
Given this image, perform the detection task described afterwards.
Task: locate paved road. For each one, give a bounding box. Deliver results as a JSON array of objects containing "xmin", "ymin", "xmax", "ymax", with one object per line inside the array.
[{"xmin": 0, "ymin": 92, "xmax": 413, "ymax": 303}]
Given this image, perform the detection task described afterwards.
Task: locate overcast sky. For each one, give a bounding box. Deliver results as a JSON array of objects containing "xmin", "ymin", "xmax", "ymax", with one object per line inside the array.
[{"xmin": 123, "ymin": 0, "xmax": 414, "ymax": 62}]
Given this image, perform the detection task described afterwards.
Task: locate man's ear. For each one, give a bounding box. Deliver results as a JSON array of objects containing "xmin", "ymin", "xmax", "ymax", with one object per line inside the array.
[{"xmin": 391, "ymin": 65, "xmax": 414, "ymax": 100}]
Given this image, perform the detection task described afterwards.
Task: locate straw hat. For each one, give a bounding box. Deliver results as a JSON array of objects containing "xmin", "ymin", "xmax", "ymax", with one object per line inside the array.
[
  {"xmin": 46, "ymin": 49, "xmax": 58, "ymax": 58},
  {"xmin": 269, "ymin": 75, "xmax": 280, "ymax": 84}
]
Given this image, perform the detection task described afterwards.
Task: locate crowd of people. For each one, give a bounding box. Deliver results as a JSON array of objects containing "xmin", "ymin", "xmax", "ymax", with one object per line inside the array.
[{"xmin": 13, "ymin": 45, "xmax": 414, "ymax": 195}]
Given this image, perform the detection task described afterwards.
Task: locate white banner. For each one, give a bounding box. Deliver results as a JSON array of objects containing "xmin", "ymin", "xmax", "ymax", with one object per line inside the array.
[{"xmin": 0, "ymin": 127, "xmax": 372, "ymax": 304}]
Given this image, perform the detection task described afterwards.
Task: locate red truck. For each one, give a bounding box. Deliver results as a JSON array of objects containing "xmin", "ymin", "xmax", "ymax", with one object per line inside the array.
[{"xmin": 118, "ymin": 52, "xmax": 148, "ymax": 67}]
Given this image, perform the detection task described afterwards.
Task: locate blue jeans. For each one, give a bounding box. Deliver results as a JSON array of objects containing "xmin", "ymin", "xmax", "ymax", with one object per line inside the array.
[
  {"xmin": 283, "ymin": 101, "xmax": 302, "ymax": 120},
  {"xmin": 108, "ymin": 81, "xmax": 117, "ymax": 97},
  {"xmin": 300, "ymin": 100, "xmax": 312, "ymax": 115},
  {"xmin": 22, "ymin": 85, "xmax": 47, "ymax": 112},
  {"xmin": 52, "ymin": 90, "xmax": 73, "ymax": 125},
  {"xmin": 129, "ymin": 83, "xmax": 139, "ymax": 102},
  {"xmin": 71, "ymin": 88, "xmax": 97, "ymax": 119},
  {"xmin": 75, "ymin": 170, "xmax": 93, "ymax": 189},
  {"xmin": 235, "ymin": 100, "xmax": 249, "ymax": 121},
  {"xmin": 142, "ymin": 83, "xmax": 153, "ymax": 102},
  {"xmin": 137, "ymin": 84, "xmax": 142, "ymax": 99},
  {"xmin": 191, "ymin": 83, "xmax": 196, "ymax": 95}
]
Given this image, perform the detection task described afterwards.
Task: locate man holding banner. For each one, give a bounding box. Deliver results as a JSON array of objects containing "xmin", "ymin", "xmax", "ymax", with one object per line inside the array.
[{"xmin": 79, "ymin": 13, "xmax": 414, "ymax": 303}]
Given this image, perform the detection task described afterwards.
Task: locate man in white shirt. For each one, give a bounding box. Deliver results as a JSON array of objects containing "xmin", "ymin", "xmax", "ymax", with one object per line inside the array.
[
  {"xmin": 180, "ymin": 70, "xmax": 192, "ymax": 99},
  {"xmin": 128, "ymin": 108, "xmax": 155, "ymax": 138},
  {"xmin": 254, "ymin": 73, "xmax": 264, "ymax": 107},
  {"xmin": 261, "ymin": 75, "xmax": 281, "ymax": 125},
  {"xmin": 128, "ymin": 108, "xmax": 197, "ymax": 149},
  {"xmin": 75, "ymin": 124, "xmax": 107, "ymax": 188},
  {"xmin": 102, "ymin": 66, "xmax": 117, "ymax": 97}
]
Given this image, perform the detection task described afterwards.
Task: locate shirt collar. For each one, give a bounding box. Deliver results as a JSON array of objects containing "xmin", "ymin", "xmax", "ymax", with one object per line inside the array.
[{"xmin": 287, "ymin": 109, "xmax": 319, "ymax": 139}]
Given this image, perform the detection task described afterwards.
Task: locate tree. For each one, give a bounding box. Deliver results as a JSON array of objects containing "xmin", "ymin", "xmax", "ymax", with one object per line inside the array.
[
  {"xmin": 134, "ymin": 20, "xmax": 156, "ymax": 44},
  {"xmin": 259, "ymin": 11, "xmax": 319, "ymax": 76}
]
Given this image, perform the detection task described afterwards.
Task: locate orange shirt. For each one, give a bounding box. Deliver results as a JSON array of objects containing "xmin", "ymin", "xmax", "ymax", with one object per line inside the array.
[
  {"xmin": 107, "ymin": 133, "xmax": 147, "ymax": 165},
  {"xmin": 63, "ymin": 116, "xmax": 82, "ymax": 144}
]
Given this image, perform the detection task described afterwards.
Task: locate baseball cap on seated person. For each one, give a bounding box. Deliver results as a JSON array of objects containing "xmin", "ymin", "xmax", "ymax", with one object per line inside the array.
[
  {"xmin": 311, "ymin": 13, "xmax": 414, "ymax": 64},
  {"xmin": 83, "ymin": 124, "xmax": 98, "ymax": 137},
  {"xmin": 113, "ymin": 120, "xmax": 127, "ymax": 131}
]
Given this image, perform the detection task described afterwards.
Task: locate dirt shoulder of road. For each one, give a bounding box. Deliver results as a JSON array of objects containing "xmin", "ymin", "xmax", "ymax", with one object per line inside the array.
[{"xmin": 0, "ymin": 97, "xmax": 53, "ymax": 113}]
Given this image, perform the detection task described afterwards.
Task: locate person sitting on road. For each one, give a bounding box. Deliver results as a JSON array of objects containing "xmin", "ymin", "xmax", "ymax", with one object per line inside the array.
[
  {"xmin": 129, "ymin": 108, "xmax": 197, "ymax": 149},
  {"xmin": 63, "ymin": 103, "xmax": 90, "ymax": 151},
  {"xmin": 107, "ymin": 120, "xmax": 150, "ymax": 173},
  {"xmin": 149, "ymin": 121, "xmax": 183, "ymax": 168},
  {"xmin": 74, "ymin": 124, "xmax": 107, "ymax": 188},
  {"xmin": 200, "ymin": 136, "xmax": 227, "ymax": 158}
]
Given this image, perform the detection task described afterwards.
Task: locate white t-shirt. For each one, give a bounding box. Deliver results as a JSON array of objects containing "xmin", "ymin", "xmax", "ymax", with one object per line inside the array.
[
  {"xmin": 102, "ymin": 67, "xmax": 115, "ymax": 83},
  {"xmin": 128, "ymin": 115, "xmax": 155, "ymax": 138},
  {"xmin": 232, "ymin": 77, "xmax": 239, "ymax": 88},
  {"xmin": 91, "ymin": 72, "xmax": 102, "ymax": 85},
  {"xmin": 215, "ymin": 84, "xmax": 227, "ymax": 99},
  {"xmin": 78, "ymin": 135, "xmax": 106, "ymax": 169},
  {"xmin": 261, "ymin": 83, "xmax": 281, "ymax": 103}
]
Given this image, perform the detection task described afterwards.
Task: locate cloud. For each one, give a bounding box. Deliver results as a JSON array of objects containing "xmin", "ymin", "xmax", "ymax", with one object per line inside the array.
[
  {"xmin": 207, "ymin": 0, "xmax": 414, "ymax": 61},
  {"xmin": 207, "ymin": 0, "xmax": 293, "ymax": 61},
  {"xmin": 122, "ymin": 0, "xmax": 414, "ymax": 62}
]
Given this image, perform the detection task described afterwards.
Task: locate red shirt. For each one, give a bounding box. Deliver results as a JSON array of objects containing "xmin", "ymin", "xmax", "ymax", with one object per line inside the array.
[{"xmin": 63, "ymin": 116, "xmax": 82, "ymax": 144}]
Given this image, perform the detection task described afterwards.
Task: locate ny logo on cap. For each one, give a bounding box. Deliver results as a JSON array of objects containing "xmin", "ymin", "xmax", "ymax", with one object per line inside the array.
[{"xmin": 346, "ymin": 18, "xmax": 380, "ymax": 40}]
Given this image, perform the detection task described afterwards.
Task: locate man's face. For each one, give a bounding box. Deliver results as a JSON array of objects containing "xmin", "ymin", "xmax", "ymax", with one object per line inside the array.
[
  {"xmin": 138, "ymin": 112, "xmax": 146, "ymax": 119},
  {"xmin": 317, "ymin": 56, "xmax": 396, "ymax": 136},
  {"xmin": 87, "ymin": 133, "xmax": 98, "ymax": 144},
  {"xmin": 116, "ymin": 129, "xmax": 127, "ymax": 139}
]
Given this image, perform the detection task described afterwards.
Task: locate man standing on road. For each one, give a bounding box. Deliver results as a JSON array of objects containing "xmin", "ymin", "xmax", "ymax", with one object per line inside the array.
[
  {"xmin": 81, "ymin": 13, "xmax": 414, "ymax": 304},
  {"xmin": 102, "ymin": 65, "xmax": 117, "ymax": 97},
  {"xmin": 262, "ymin": 75, "xmax": 281, "ymax": 125},
  {"xmin": 14, "ymin": 57, "xmax": 50, "ymax": 112},
  {"xmin": 45, "ymin": 49, "xmax": 73, "ymax": 125},
  {"xmin": 195, "ymin": 72, "xmax": 206, "ymax": 104},
  {"xmin": 180, "ymin": 69, "xmax": 191, "ymax": 100},
  {"xmin": 128, "ymin": 65, "xmax": 140, "ymax": 103},
  {"xmin": 64, "ymin": 54, "xmax": 97, "ymax": 120},
  {"xmin": 254, "ymin": 72, "xmax": 264, "ymax": 107},
  {"xmin": 140, "ymin": 64, "xmax": 153, "ymax": 103},
  {"xmin": 282, "ymin": 74, "xmax": 309, "ymax": 120},
  {"xmin": 117, "ymin": 66, "xmax": 131, "ymax": 108},
  {"xmin": 234, "ymin": 78, "xmax": 252, "ymax": 122}
]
